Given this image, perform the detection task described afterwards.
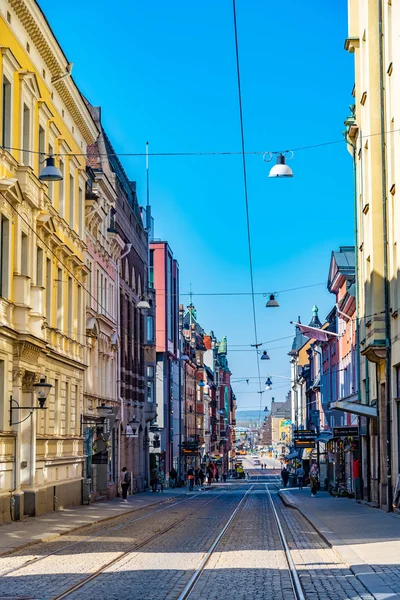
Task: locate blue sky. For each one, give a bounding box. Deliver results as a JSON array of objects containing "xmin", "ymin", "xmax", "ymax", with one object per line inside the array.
[{"xmin": 39, "ymin": 0, "xmax": 354, "ymax": 410}]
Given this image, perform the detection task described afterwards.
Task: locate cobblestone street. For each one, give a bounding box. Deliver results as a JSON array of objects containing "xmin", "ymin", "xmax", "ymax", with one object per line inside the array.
[{"xmin": 0, "ymin": 473, "xmax": 388, "ymax": 600}]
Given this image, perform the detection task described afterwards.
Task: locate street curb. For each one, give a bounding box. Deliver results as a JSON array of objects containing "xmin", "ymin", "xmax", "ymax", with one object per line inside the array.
[
  {"xmin": 0, "ymin": 494, "xmax": 179, "ymax": 557},
  {"xmin": 278, "ymin": 491, "xmax": 400, "ymax": 600}
]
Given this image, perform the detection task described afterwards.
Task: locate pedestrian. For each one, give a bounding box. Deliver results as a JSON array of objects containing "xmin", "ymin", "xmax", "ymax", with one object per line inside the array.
[
  {"xmin": 187, "ymin": 466, "xmax": 195, "ymax": 491},
  {"xmin": 207, "ymin": 465, "xmax": 213, "ymax": 486},
  {"xmin": 120, "ymin": 467, "xmax": 130, "ymax": 502},
  {"xmin": 296, "ymin": 464, "xmax": 305, "ymax": 489},
  {"xmin": 150, "ymin": 467, "xmax": 158, "ymax": 493},
  {"xmin": 199, "ymin": 468, "xmax": 205, "ymax": 487},
  {"xmin": 195, "ymin": 467, "xmax": 200, "ymax": 486},
  {"xmin": 281, "ymin": 466, "xmax": 289, "ymax": 488},
  {"xmin": 215, "ymin": 468, "xmax": 219, "ymax": 482},
  {"xmin": 222, "ymin": 470, "xmax": 227, "ymax": 483},
  {"xmin": 158, "ymin": 469, "xmax": 165, "ymax": 493},
  {"xmin": 310, "ymin": 464, "xmax": 319, "ymax": 497},
  {"xmin": 169, "ymin": 467, "xmax": 177, "ymax": 489}
]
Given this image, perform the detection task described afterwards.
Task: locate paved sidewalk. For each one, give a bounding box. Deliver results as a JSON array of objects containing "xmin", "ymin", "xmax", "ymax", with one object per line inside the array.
[
  {"xmin": 0, "ymin": 486, "xmax": 192, "ymax": 556},
  {"xmin": 279, "ymin": 487, "xmax": 400, "ymax": 600}
]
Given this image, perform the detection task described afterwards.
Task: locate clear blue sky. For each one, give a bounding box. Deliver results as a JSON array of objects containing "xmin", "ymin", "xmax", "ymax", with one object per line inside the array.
[{"xmin": 39, "ymin": 0, "xmax": 354, "ymax": 411}]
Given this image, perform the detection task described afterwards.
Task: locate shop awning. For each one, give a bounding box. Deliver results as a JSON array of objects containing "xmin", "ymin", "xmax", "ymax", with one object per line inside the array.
[{"xmin": 330, "ymin": 400, "xmax": 377, "ymax": 418}]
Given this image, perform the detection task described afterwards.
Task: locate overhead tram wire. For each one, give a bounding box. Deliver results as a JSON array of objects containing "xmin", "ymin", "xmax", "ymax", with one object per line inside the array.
[
  {"xmin": 2, "ymin": 126, "xmax": 400, "ymax": 158},
  {"xmin": 232, "ymin": 0, "xmax": 264, "ymax": 421}
]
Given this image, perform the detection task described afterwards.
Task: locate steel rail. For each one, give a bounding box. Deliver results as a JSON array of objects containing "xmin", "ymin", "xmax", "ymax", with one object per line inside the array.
[
  {"xmin": 177, "ymin": 485, "xmax": 254, "ymax": 600},
  {"xmin": 1, "ymin": 492, "xmax": 203, "ymax": 577},
  {"xmin": 265, "ymin": 483, "xmax": 305, "ymax": 600},
  {"xmin": 49, "ymin": 491, "xmax": 230, "ymax": 600}
]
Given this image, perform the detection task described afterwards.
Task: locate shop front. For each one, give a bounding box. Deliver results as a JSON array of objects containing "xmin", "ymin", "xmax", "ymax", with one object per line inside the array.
[{"xmin": 327, "ymin": 426, "xmax": 360, "ymax": 497}]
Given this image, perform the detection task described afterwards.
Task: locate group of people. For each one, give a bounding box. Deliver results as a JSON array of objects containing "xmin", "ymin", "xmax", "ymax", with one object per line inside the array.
[
  {"xmin": 281, "ymin": 463, "xmax": 319, "ymax": 497},
  {"xmin": 120, "ymin": 461, "xmax": 231, "ymax": 499}
]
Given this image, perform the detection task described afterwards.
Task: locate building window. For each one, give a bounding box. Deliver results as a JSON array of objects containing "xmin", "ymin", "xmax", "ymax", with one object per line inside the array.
[
  {"xmin": 2, "ymin": 76, "xmax": 11, "ymax": 149},
  {"xmin": 69, "ymin": 174, "xmax": 74, "ymax": 229},
  {"xmin": 45, "ymin": 258, "xmax": 52, "ymax": 322},
  {"xmin": 78, "ymin": 187, "xmax": 84, "ymax": 236},
  {"xmin": 146, "ymin": 315, "xmax": 154, "ymax": 343},
  {"xmin": 48, "ymin": 144, "xmax": 54, "ymax": 201},
  {"xmin": 22, "ymin": 104, "xmax": 30, "ymax": 166},
  {"xmin": 167, "ymin": 253, "xmax": 173, "ymax": 341},
  {"xmin": 77, "ymin": 285, "xmax": 82, "ymax": 335},
  {"xmin": 0, "ymin": 215, "xmax": 10, "ymax": 298},
  {"xmin": 38, "ymin": 125, "xmax": 45, "ymax": 172},
  {"xmin": 149, "ymin": 249, "xmax": 154, "ymax": 288},
  {"xmin": 36, "ymin": 246, "xmax": 43, "ymax": 287},
  {"xmin": 21, "ymin": 232, "xmax": 29, "ymax": 276},
  {"xmin": 67, "ymin": 277, "xmax": 73, "ymax": 335},
  {"xmin": 58, "ymin": 160, "xmax": 64, "ymax": 217},
  {"xmin": 57, "ymin": 268, "xmax": 63, "ymax": 330}
]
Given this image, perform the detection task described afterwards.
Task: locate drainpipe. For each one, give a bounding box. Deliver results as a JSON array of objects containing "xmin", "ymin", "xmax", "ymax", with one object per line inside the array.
[{"xmin": 378, "ymin": 0, "xmax": 393, "ymax": 511}]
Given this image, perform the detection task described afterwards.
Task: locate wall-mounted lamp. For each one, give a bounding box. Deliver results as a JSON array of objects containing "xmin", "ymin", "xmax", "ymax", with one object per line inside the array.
[{"xmin": 9, "ymin": 375, "xmax": 52, "ymax": 426}]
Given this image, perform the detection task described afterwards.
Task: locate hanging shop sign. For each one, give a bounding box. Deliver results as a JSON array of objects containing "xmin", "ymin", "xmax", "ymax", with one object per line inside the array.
[
  {"xmin": 294, "ymin": 429, "xmax": 316, "ymax": 448},
  {"xmin": 333, "ymin": 426, "xmax": 359, "ymax": 438},
  {"xmin": 92, "ymin": 450, "xmax": 108, "ymax": 465},
  {"xmin": 294, "ymin": 439, "xmax": 316, "ymax": 448}
]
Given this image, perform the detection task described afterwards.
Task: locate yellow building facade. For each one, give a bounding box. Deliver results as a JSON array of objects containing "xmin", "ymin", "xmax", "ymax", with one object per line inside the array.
[
  {"xmin": 345, "ymin": 0, "xmax": 400, "ymax": 509},
  {"xmin": 0, "ymin": 0, "xmax": 97, "ymax": 520}
]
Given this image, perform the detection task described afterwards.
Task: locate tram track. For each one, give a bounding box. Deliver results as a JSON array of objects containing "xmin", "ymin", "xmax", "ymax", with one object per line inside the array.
[
  {"xmin": 178, "ymin": 468, "xmax": 305, "ymax": 600},
  {"xmin": 48, "ymin": 484, "xmax": 251, "ymax": 600},
  {"xmin": 0, "ymin": 492, "xmax": 204, "ymax": 577}
]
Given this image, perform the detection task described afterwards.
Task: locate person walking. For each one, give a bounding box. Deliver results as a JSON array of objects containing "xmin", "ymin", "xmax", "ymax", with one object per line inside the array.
[
  {"xmin": 120, "ymin": 467, "xmax": 130, "ymax": 502},
  {"xmin": 187, "ymin": 466, "xmax": 195, "ymax": 491},
  {"xmin": 169, "ymin": 467, "xmax": 177, "ymax": 489},
  {"xmin": 222, "ymin": 470, "xmax": 227, "ymax": 483},
  {"xmin": 150, "ymin": 467, "xmax": 159, "ymax": 493},
  {"xmin": 281, "ymin": 466, "xmax": 289, "ymax": 488},
  {"xmin": 158, "ymin": 469, "xmax": 165, "ymax": 493},
  {"xmin": 207, "ymin": 465, "xmax": 213, "ymax": 486},
  {"xmin": 296, "ymin": 465, "xmax": 305, "ymax": 489},
  {"xmin": 199, "ymin": 467, "xmax": 205, "ymax": 487},
  {"xmin": 195, "ymin": 467, "xmax": 200, "ymax": 487},
  {"xmin": 310, "ymin": 463, "xmax": 319, "ymax": 497}
]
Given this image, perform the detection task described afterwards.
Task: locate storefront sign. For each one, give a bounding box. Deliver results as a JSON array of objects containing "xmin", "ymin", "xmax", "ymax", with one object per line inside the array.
[
  {"xmin": 333, "ymin": 426, "xmax": 359, "ymax": 438},
  {"xmin": 294, "ymin": 429, "xmax": 316, "ymax": 438},
  {"xmin": 294, "ymin": 439, "xmax": 316, "ymax": 448}
]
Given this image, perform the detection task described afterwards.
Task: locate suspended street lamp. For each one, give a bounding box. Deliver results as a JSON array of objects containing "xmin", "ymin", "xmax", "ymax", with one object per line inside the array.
[
  {"xmin": 261, "ymin": 351, "xmax": 270, "ymax": 360},
  {"xmin": 265, "ymin": 377, "xmax": 273, "ymax": 390},
  {"xmin": 265, "ymin": 294, "xmax": 279, "ymax": 308},
  {"xmin": 264, "ymin": 151, "xmax": 294, "ymax": 178},
  {"xmin": 39, "ymin": 156, "xmax": 63, "ymax": 182}
]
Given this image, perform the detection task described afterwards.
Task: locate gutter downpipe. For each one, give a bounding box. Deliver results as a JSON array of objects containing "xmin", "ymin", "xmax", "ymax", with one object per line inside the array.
[{"xmin": 378, "ymin": 0, "xmax": 393, "ymax": 511}]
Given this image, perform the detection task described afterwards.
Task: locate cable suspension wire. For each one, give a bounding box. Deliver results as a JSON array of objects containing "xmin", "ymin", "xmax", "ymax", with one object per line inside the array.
[
  {"xmin": 2, "ymin": 126, "xmax": 400, "ymax": 158},
  {"xmin": 232, "ymin": 0, "xmax": 264, "ymax": 419}
]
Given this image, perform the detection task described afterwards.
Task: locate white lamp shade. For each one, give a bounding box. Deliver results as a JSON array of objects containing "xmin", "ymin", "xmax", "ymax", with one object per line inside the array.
[
  {"xmin": 137, "ymin": 299, "xmax": 150, "ymax": 310},
  {"xmin": 269, "ymin": 154, "xmax": 293, "ymax": 178}
]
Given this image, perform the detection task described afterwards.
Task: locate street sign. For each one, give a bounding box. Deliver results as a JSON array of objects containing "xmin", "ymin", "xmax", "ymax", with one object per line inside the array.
[
  {"xmin": 333, "ymin": 426, "xmax": 359, "ymax": 437},
  {"xmin": 92, "ymin": 450, "xmax": 108, "ymax": 465},
  {"xmin": 294, "ymin": 429, "xmax": 315, "ymax": 437},
  {"xmin": 294, "ymin": 439, "xmax": 316, "ymax": 448}
]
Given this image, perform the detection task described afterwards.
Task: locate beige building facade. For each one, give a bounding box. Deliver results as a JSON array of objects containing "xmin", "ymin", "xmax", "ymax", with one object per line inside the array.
[
  {"xmin": 0, "ymin": 0, "xmax": 98, "ymax": 520},
  {"xmin": 344, "ymin": 0, "xmax": 400, "ymax": 509}
]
